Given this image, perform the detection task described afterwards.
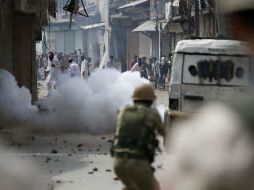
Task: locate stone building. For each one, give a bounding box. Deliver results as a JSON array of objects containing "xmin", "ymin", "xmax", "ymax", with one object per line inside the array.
[{"xmin": 0, "ymin": 0, "xmax": 56, "ymax": 101}]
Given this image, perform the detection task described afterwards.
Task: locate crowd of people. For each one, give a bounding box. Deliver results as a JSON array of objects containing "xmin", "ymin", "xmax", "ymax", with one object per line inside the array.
[
  {"xmin": 130, "ymin": 55, "xmax": 172, "ymax": 90},
  {"xmin": 36, "ymin": 50, "xmax": 124, "ymax": 96},
  {"xmin": 36, "ymin": 50, "xmax": 94, "ymax": 96},
  {"xmin": 36, "ymin": 50, "xmax": 172, "ymax": 96}
]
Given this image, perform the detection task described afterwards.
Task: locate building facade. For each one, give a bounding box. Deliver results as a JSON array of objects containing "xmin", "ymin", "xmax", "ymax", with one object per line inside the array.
[
  {"xmin": 0, "ymin": 0, "xmax": 56, "ymax": 101},
  {"xmin": 165, "ymin": 0, "xmax": 219, "ymax": 52}
]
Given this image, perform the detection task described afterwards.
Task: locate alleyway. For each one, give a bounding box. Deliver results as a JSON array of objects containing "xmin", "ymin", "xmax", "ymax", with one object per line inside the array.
[{"xmin": 0, "ymin": 83, "xmax": 170, "ymax": 190}]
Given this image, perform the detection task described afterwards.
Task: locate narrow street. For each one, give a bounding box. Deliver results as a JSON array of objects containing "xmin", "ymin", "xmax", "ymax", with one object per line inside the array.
[{"xmin": 0, "ymin": 86, "xmax": 170, "ymax": 190}]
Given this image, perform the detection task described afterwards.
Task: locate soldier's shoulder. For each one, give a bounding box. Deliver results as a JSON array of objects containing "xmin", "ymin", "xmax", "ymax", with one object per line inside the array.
[
  {"xmin": 118, "ymin": 105, "xmax": 134, "ymax": 113},
  {"xmin": 149, "ymin": 108, "xmax": 161, "ymax": 117}
]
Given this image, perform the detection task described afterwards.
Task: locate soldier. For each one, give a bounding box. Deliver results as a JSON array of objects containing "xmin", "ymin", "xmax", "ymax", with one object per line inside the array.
[{"xmin": 111, "ymin": 84, "xmax": 165, "ymax": 190}]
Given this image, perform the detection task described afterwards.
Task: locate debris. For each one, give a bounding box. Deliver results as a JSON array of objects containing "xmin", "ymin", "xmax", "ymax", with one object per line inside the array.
[
  {"xmin": 78, "ymin": 149, "xmax": 82, "ymax": 151},
  {"xmin": 113, "ymin": 177, "xmax": 119, "ymax": 181},
  {"xmin": 77, "ymin": 143, "xmax": 83, "ymax": 148},
  {"xmin": 54, "ymin": 138, "xmax": 58, "ymax": 141},
  {"xmin": 26, "ymin": 136, "xmax": 35, "ymax": 140},
  {"xmin": 63, "ymin": 140, "xmax": 68, "ymax": 144},
  {"xmin": 103, "ymin": 153, "xmax": 108, "ymax": 155},
  {"xmin": 157, "ymin": 164, "xmax": 163, "ymax": 169},
  {"xmin": 46, "ymin": 157, "xmax": 52, "ymax": 161},
  {"xmin": 90, "ymin": 161, "xmax": 93, "ymax": 164},
  {"xmin": 51, "ymin": 149, "xmax": 58, "ymax": 154},
  {"xmin": 59, "ymin": 170, "xmax": 62, "ymax": 173},
  {"xmin": 93, "ymin": 168, "xmax": 98, "ymax": 172},
  {"xmin": 11, "ymin": 142, "xmax": 22, "ymax": 148},
  {"xmin": 88, "ymin": 171, "xmax": 94, "ymax": 174},
  {"xmin": 16, "ymin": 143, "xmax": 22, "ymax": 148},
  {"xmin": 101, "ymin": 136, "xmax": 106, "ymax": 140},
  {"xmin": 56, "ymin": 180, "xmax": 62, "ymax": 184},
  {"xmin": 105, "ymin": 169, "xmax": 111, "ymax": 172},
  {"xmin": 68, "ymin": 154, "xmax": 72, "ymax": 156},
  {"xmin": 107, "ymin": 139, "xmax": 113, "ymax": 143}
]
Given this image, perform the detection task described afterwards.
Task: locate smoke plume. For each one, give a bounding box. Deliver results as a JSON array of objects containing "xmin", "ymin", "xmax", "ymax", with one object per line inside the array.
[
  {"xmin": 0, "ymin": 69, "xmax": 149, "ymax": 133},
  {"xmin": 167, "ymin": 103, "xmax": 254, "ymax": 190},
  {"xmin": 0, "ymin": 145, "xmax": 48, "ymax": 190}
]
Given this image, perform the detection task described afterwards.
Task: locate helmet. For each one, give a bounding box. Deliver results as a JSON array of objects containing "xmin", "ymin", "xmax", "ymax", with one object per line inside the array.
[
  {"xmin": 132, "ymin": 84, "xmax": 156, "ymax": 101},
  {"xmin": 219, "ymin": 0, "xmax": 254, "ymax": 14}
]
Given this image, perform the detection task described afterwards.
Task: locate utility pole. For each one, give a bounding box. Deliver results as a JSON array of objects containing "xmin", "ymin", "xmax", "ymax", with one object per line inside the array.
[
  {"xmin": 214, "ymin": 0, "xmax": 221, "ymax": 36},
  {"xmin": 194, "ymin": 0, "xmax": 200, "ymax": 37},
  {"xmin": 158, "ymin": 22, "xmax": 161, "ymax": 63},
  {"xmin": 105, "ymin": 0, "xmax": 110, "ymax": 62},
  {"xmin": 99, "ymin": 0, "xmax": 110, "ymax": 68},
  {"xmin": 188, "ymin": 0, "xmax": 192, "ymax": 37}
]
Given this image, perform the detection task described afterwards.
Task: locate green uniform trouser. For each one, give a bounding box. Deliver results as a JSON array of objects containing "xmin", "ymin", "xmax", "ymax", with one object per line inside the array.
[{"xmin": 113, "ymin": 158, "xmax": 160, "ymax": 190}]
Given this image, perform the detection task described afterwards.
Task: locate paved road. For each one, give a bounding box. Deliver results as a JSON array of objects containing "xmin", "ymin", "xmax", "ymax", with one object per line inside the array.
[
  {"xmin": 0, "ymin": 132, "xmax": 172, "ymax": 190},
  {"xmin": 0, "ymin": 80, "xmax": 170, "ymax": 190}
]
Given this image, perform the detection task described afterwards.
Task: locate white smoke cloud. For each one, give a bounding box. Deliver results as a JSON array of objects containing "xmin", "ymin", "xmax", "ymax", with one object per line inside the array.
[
  {"xmin": 0, "ymin": 145, "xmax": 48, "ymax": 190},
  {"xmin": 167, "ymin": 103, "xmax": 254, "ymax": 190},
  {"xmin": 0, "ymin": 70, "xmax": 38, "ymax": 127},
  {"xmin": 0, "ymin": 69, "xmax": 150, "ymax": 133}
]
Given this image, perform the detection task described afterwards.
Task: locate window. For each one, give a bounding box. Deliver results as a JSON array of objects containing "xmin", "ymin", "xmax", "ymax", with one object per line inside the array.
[{"xmin": 183, "ymin": 54, "xmax": 251, "ymax": 86}]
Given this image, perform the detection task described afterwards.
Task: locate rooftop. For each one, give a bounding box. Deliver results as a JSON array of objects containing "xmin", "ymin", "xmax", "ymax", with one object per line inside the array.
[{"xmin": 175, "ymin": 39, "xmax": 250, "ymax": 55}]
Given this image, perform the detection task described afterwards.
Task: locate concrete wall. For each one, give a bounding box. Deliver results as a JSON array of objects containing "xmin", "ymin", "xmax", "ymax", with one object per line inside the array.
[
  {"xmin": 138, "ymin": 32, "xmax": 151, "ymax": 58},
  {"xmin": 47, "ymin": 29, "xmax": 84, "ymax": 54},
  {"xmin": 0, "ymin": 1, "xmax": 14, "ymax": 73},
  {"xmin": 0, "ymin": 2, "xmax": 37, "ymax": 101},
  {"xmin": 55, "ymin": 31, "xmax": 65, "ymax": 53},
  {"xmin": 152, "ymin": 33, "xmax": 159, "ymax": 58},
  {"xmin": 75, "ymin": 30, "xmax": 83, "ymax": 51},
  {"xmin": 127, "ymin": 28, "xmax": 139, "ymax": 70},
  {"xmin": 14, "ymin": 13, "xmax": 37, "ymax": 101}
]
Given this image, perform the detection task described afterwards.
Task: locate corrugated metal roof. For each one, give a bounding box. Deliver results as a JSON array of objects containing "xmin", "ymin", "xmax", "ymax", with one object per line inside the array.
[
  {"xmin": 118, "ymin": 0, "xmax": 148, "ymax": 9},
  {"xmin": 81, "ymin": 23, "xmax": 105, "ymax": 30},
  {"xmin": 132, "ymin": 21, "xmax": 167, "ymax": 32},
  {"xmin": 132, "ymin": 21, "xmax": 156, "ymax": 32}
]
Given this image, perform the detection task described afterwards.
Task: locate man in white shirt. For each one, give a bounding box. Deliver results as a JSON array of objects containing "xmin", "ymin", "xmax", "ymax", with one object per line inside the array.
[
  {"xmin": 81, "ymin": 55, "xmax": 92, "ymax": 79},
  {"xmin": 45, "ymin": 52, "xmax": 61, "ymax": 96},
  {"xmin": 130, "ymin": 57, "xmax": 142, "ymax": 72},
  {"xmin": 68, "ymin": 58, "xmax": 80, "ymax": 77}
]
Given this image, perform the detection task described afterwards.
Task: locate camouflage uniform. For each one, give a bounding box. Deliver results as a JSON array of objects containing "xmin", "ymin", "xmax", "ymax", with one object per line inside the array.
[{"xmin": 111, "ymin": 104, "xmax": 165, "ymax": 190}]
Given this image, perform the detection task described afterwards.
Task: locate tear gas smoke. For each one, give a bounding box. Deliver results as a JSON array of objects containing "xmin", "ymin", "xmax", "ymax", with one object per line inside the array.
[
  {"xmin": 168, "ymin": 103, "xmax": 254, "ymax": 190},
  {"xmin": 0, "ymin": 69, "xmax": 157, "ymax": 133},
  {"xmin": 0, "ymin": 145, "xmax": 48, "ymax": 190}
]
